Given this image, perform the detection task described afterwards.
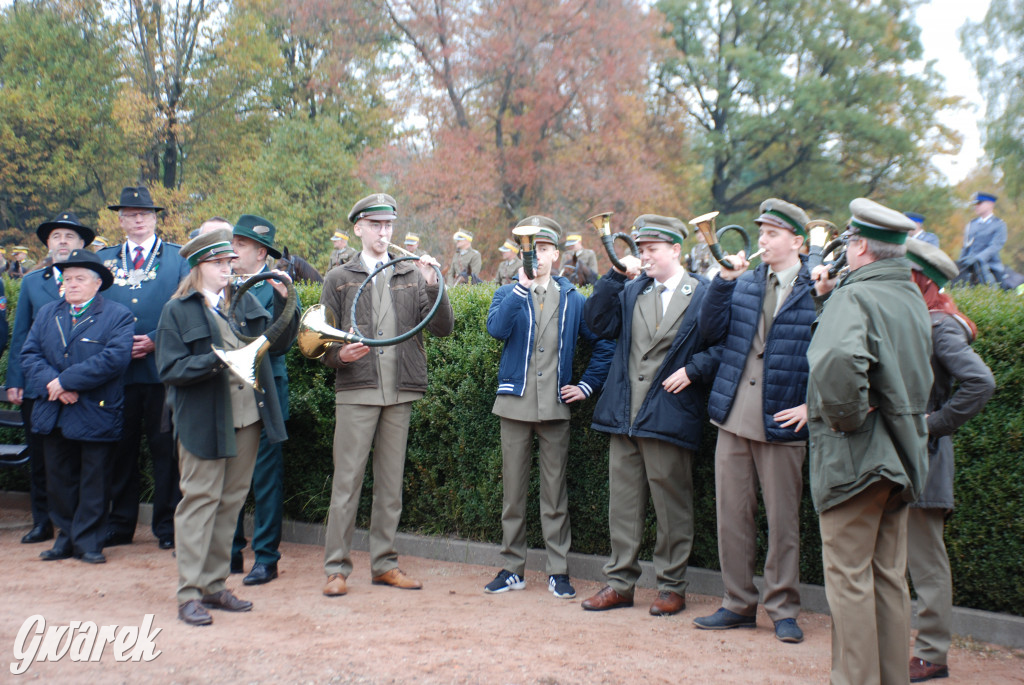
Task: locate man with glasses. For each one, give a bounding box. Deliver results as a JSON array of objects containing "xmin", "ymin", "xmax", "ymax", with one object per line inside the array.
[
  {"xmin": 97, "ymin": 186, "xmax": 190, "ymax": 551},
  {"xmin": 319, "ymin": 193, "xmax": 454, "ymax": 597}
]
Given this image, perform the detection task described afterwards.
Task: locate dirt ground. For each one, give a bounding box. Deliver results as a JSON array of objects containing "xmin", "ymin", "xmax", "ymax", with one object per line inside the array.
[{"xmin": 1, "ymin": 505, "xmax": 1021, "ymax": 684}]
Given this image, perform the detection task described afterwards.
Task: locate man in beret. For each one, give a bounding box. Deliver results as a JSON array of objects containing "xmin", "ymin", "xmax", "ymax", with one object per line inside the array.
[
  {"xmin": 561, "ymin": 233, "xmax": 598, "ymax": 285},
  {"xmin": 693, "ymin": 199, "xmax": 816, "ymax": 643},
  {"xmin": 447, "ymin": 229, "xmax": 482, "ymax": 285},
  {"xmin": 904, "ymin": 238, "xmax": 995, "ymax": 683},
  {"xmin": 484, "ymin": 216, "xmax": 613, "ymax": 599},
  {"xmin": 329, "ymin": 230, "xmax": 357, "ymax": 270},
  {"xmin": 97, "ymin": 186, "xmax": 190, "ymax": 551},
  {"xmin": 493, "ymin": 240, "xmax": 522, "ymax": 286},
  {"xmin": 229, "ymin": 215, "xmax": 298, "ymax": 585},
  {"xmin": 903, "ymin": 212, "xmax": 939, "ymax": 247},
  {"xmin": 808, "ymin": 198, "xmax": 933, "ymax": 685},
  {"xmin": 403, "ymin": 233, "xmax": 424, "ymax": 257},
  {"xmin": 20, "ymin": 249, "xmax": 134, "ymax": 564},
  {"xmin": 581, "ymin": 214, "xmax": 716, "ymax": 617},
  {"xmin": 320, "ymin": 193, "xmax": 454, "ymax": 597},
  {"xmin": 7, "ymin": 211, "xmax": 92, "ymax": 545},
  {"xmin": 958, "ymin": 192, "xmax": 1007, "ymax": 287}
]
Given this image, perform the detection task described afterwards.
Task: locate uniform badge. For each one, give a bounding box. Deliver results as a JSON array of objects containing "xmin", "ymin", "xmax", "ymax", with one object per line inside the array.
[
  {"xmin": 254, "ymin": 225, "xmax": 270, "ymax": 235},
  {"xmin": 681, "ymin": 284, "xmax": 692, "ymax": 295}
]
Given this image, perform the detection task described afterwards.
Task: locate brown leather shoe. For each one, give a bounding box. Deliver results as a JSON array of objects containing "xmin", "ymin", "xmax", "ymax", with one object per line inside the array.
[
  {"xmin": 201, "ymin": 589, "xmax": 253, "ymax": 612},
  {"xmin": 649, "ymin": 590, "xmax": 686, "ymax": 616},
  {"xmin": 371, "ymin": 568, "xmax": 422, "ymax": 590},
  {"xmin": 909, "ymin": 656, "xmax": 949, "ymax": 682},
  {"xmin": 324, "ymin": 573, "xmax": 348, "ymax": 596},
  {"xmin": 581, "ymin": 585, "xmax": 634, "ymax": 611},
  {"xmin": 178, "ymin": 599, "xmax": 213, "ymax": 626}
]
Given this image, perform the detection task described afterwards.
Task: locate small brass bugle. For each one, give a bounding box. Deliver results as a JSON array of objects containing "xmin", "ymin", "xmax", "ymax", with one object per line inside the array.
[
  {"xmin": 586, "ymin": 212, "xmax": 638, "ymax": 273},
  {"xmin": 511, "ymin": 226, "xmax": 539, "ymax": 279}
]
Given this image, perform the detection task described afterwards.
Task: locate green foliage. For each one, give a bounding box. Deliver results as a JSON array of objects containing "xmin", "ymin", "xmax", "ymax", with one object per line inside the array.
[{"xmin": 655, "ymin": 0, "xmax": 960, "ymax": 217}]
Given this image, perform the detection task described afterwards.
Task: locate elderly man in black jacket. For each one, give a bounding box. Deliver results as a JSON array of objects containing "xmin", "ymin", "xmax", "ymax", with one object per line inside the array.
[
  {"xmin": 581, "ymin": 215, "xmax": 716, "ymax": 617},
  {"xmin": 21, "ymin": 250, "xmax": 134, "ymax": 564}
]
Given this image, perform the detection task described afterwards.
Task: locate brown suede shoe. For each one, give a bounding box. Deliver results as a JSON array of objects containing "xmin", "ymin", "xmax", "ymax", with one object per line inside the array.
[
  {"xmin": 649, "ymin": 590, "xmax": 686, "ymax": 616},
  {"xmin": 201, "ymin": 589, "xmax": 253, "ymax": 612},
  {"xmin": 909, "ymin": 657, "xmax": 949, "ymax": 682},
  {"xmin": 178, "ymin": 599, "xmax": 213, "ymax": 626},
  {"xmin": 581, "ymin": 585, "xmax": 634, "ymax": 611},
  {"xmin": 324, "ymin": 573, "xmax": 348, "ymax": 596},
  {"xmin": 371, "ymin": 568, "xmax": 422, "ymax": 590}
]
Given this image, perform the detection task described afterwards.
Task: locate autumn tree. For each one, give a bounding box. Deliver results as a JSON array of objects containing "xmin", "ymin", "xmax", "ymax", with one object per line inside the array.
[
  {"xmin": 375, "ymin": 0, "xmax": 684, "ymax": 271},
  {"xmin": 961, "ymin": 0, "xmax": 1024, "ymax": 204},
  {"xmin": 655, "ymin": 0, "xmax": 959, "ymax": 222},
  {"xmin": 0, "ymin": 0, "xmax": 137, "ymax": 237}
]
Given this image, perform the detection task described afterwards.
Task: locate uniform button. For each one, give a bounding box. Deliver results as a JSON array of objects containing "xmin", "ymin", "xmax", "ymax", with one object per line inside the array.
[
  {"xmin": 642, "ymin": 354, "xmax": 648, "ymax": 361},
  {"xmin": 238, "ymin": 384, "xmax": 244, "ymax": 390},
  {"xmin": 639, "ymin": 375, "xmax": 645, "ymax": 381},
  {"xmin": 378, "ymin": 330, "xmax": 383, "ymax": 335},
  {"xmin": 379, "ymin": 349, "xmax": 384, "ymax": 355},
  {"xmin": 131, "ymin": 298, "xmax": 138, "ymax": 304},
  {"xmin": 749, "ymin": 378, "xmax": 756, "ymax": 385},
  {"xmin": 258, "ymin": 401, "xmax": 265, "ymax": 408},
  {"xmin": 538, "ymin": 347, "xmax": 545, "ymax": 352},
  {"xmin": 537, "ymin": 371, "xmax": 542, "ymax": 376},
  {"xmin": 134, "ymin": 317, "xmax": 138, "ymax": 322}
]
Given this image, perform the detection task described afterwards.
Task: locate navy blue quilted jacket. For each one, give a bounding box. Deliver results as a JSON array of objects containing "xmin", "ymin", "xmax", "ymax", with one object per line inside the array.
[{"xmin": 698, "ymin": 257, "xmax": 816, "ymax": 442}]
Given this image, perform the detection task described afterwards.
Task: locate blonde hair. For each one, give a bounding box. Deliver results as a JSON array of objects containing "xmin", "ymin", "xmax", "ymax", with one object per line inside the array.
[{"xmin": 172, "ymin": 268, "xmax": 233, "ymax": 306}]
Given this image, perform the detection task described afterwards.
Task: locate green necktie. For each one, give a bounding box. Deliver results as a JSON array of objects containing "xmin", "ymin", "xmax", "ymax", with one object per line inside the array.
[{"xmin": 763, "ymin": 273, "xmax": 779, "ymax": 331}]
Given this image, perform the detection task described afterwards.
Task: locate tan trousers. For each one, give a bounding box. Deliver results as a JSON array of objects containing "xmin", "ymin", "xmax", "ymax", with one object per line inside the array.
[
  {"xmin": 324, "ymin": 402, "xmax": 412, "ymax": 578},
  {"xmin": 907, "ymin": 507, "xmax": 952, "ymax": 666},
  {"xmin": 498, "ymin": 417, "xmax": 572, "ymax": 576},
  {"xmin": 604, "ymin": 435, "xmax": 693, "ymax": 597},
  {"xmin": 715, "ymin": 430, "xmax": 804, "ymax": 620},
  {"xmin": 820, "ymin": 479, "xmax": 911, "ymax": 685},
  {"xmin": 175, "ymin": 423, "xmax": 261, "ymax": 604}
]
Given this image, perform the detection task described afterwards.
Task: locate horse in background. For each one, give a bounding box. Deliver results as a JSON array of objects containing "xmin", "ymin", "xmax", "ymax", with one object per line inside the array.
[{"xmin": 276, "ymin": 246, "xmax": 323, "ymax": 284}]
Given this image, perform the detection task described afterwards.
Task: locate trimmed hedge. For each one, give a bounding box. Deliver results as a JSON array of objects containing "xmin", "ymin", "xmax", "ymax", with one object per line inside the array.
[{"xmin": 1, "ymin": 277, "xmax": 1021, "ymax": 615}]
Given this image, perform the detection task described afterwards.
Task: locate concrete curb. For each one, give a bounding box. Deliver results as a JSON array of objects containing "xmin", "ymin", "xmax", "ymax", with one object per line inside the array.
[{"xmin": 4, "ymin": 490, "xmax": 1022, "ymax": 649}]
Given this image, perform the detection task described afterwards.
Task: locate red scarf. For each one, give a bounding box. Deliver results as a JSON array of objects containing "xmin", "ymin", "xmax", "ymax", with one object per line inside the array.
[{"xmin": 912, "ymin": 270, "xmax": 978, "ymax": 341}]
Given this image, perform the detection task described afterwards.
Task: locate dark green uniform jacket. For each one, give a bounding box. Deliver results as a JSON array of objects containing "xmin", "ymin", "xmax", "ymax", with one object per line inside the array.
[
  {"xmin": 806, "ymin": 258, "xmax": 933, "ymax": 513},
  {"xmin": 155, "ymin": 288, "xmax": 299, "ymax": 460}
]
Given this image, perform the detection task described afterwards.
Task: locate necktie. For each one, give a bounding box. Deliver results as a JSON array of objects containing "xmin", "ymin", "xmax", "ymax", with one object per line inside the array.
[
  {"xmin": 132, "ymin": 246, "xmax": 145, "ymax": 270},
  {"xmin": 654, "ymin": 284, "xmax": 667, "ymax": 327},
  {"xmin": 374, "ymin": 261, "xmax": 386, "ymax": 299},
  {"xmin": 763, "ymin": 273, "xmax": 779, "ymax": 331},
  {"xmin": 534, "ymin": 286, "xmax": 545, "ymax": 315}
]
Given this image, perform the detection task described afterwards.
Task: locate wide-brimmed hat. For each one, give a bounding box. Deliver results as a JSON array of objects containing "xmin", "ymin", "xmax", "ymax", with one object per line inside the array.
[
  {"xmin": 180, "ymin": 228, "xmax": 238, "ymax": 269},
  {"xmin": 755, "ymin": 199, "xmax": 810, "ymax": 238},
  {"xmin": 906, "ymin": 238, "xmax": 959, "ymax": 288},
  {"xmin": 233, "ymin": 214, "xmax": 281, "ymax": 259},
  {"xmin": 36, "ymin": 210, "xmax": 96, "ymax": 247},
  {"xmin": 843, "ymin": 198, "xmax": 917, "ymax": 245},
  {"xmin": 348, "ymin": 193, "xmax": 398, "ymax": 223},
  {"xmin": 108, "ymin": 186, "xmax": 164, "ymax": 212},
  {"xmin": 56, "ymin": 249, "xmax": 114, "ymax": 291},
  {"xmin": 631, "ymin": 215, "xmax": 687, "ymax": 245}
]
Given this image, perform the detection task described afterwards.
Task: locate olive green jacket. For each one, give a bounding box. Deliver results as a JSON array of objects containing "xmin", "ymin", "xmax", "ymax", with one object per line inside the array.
[{"xmin": 806, "ymin": 258, "xmax": 933, "ymax": 513}]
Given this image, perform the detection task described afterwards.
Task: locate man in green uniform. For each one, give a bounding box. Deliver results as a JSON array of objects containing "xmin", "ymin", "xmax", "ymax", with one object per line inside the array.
[{"xmin": 447, "ymin": 229, "xmax": 482, "ymax": 285}]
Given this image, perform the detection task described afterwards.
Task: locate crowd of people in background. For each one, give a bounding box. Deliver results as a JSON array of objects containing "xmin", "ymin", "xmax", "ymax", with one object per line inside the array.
[{"xmin": 4, "ymin": 184, "xmax": 1004, "ymax": 685}]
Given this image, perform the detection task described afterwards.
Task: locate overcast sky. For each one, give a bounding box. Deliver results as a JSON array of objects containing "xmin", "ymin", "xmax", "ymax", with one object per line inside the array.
[{"xmin": 916, "ymin": 0, "xmax": 992, "ymax": 183}]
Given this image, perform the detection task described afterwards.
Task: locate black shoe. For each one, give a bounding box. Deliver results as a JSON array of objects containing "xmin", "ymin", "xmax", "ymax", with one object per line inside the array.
[
  {"xmin": 104, "ymin": 531, "xmax": 133, "ymax": 548},
  {"xmin": 243, "ymin": 562, "xmax": 278, "ymax": 586},
  {"xmin": 230, "ymin": 553, "xmax": 244, "ymax": 574},
  {"xmin": 40, "ymin": 541, "xmax": 72, "ymax": 561},
  {"xmin": 80, "ymin": 551, "xmax": 107, "ymax": 564},
  {"xmin": 21, "ymin": 522, "xmax": 54, "ymax": 544},
  {"xmin": 158, "ymin": 538, "xmax": 174, "ymax": 550}
]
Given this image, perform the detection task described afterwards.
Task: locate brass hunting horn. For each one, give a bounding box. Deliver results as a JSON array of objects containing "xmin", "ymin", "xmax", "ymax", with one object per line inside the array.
[
  {"xmin": 297, "ymin": 245, "xmax": 446, "ymax": 359},
  {"xmin": 688, "ymin": 212, "xmax": 752, "ymax": 270},
  {"xmin": 805, "ymin": 219, "xmax": 847, "ymax": 278},
  {"xmin": 586, "ymin": 212, "xmax": 639, "ymax": 273},
  {"xmin": 512, "ymin": 226, "xmax": 539, "ymax": 279},
  {"xmin": 213, "ymin": 272, "xmax": 299, "ymax": 393}
]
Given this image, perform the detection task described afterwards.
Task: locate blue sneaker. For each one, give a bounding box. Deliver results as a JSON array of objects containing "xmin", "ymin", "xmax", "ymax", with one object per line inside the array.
[
  {"xmin": 548, "ymin": 574, "xmax": 576, "ymax": 599},
  {"xmin": 693, "ymin": 607, "xmax": 756, "ymax": 630},
  {"xmin": 484, "ymin": 569, "xmax": 525, "ymax": 594},
  {"xmin": 774, "ymin": 618, "xmax": 804, "ymax": 643}
]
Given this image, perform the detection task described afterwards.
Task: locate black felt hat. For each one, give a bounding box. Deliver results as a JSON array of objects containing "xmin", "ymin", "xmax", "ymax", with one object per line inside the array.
[
  {"xmin": 56, "ymin": 249, "xmax": 114, "ymax": 291},
  {"xmin": 35, "ymin": 210, "xmax": 96, "ymax": 247},
  {"xmin": 107, "ymin": 186, "xmax": 164, "ymax": 212}
]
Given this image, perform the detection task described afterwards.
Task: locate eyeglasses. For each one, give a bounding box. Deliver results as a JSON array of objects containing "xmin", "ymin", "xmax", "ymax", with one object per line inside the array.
[{"xmin": 360, "ymin": 221, "xmax": 394, "ymax": 233}]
